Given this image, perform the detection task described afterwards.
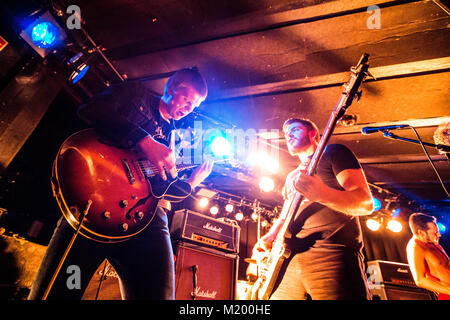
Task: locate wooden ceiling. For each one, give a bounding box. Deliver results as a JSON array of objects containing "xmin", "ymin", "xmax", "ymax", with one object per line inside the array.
[{"xmin": 1, "ymin": 0, "xmax": 449, "ymax": 214}]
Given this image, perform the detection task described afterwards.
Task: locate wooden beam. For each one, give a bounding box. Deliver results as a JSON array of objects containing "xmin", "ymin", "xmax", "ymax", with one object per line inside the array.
[
  {"xmin": 210, "ymin": 57, "xmax": 450, "ymax": 101},
  {"xmin": 0, "ymin": 67, "xmax": 63, "ymax": 172},
  {"xmin": 105, "ymin": 0, "xmax": 420, "ymax": 59}
]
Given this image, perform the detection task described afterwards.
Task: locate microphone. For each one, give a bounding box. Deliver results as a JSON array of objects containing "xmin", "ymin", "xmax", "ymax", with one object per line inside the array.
[{"xmin": 361, "ymin": 124, "xmax": 409, "ymax": 135}]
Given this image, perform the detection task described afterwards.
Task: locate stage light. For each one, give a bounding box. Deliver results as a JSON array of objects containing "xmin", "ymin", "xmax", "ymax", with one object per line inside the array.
[
  {"xmin": 372, "ymin": 197, "xmax": 382, "ymax": 212},
  {"xmin": 246, "ymin": 153, "xmax": 279, "ymax": 174},
  {"xmin": 235, "ymin": 211, "xmax": 244, "ymax": 221},
  {"xmin": 437, "ymin": 222, "xmax": 447, "ymax": 234},
  {"xmin": 210, "ymin": 206, "xmax": 219, "ymax": 216},
  {"xmin": 199, "ymin": 197, "xmax": 209, "ymax": 208},
  {"xmin": 67, "ymin": 52, "xmax": 91, "ymax": 84},
  {"xmin": 366, "ymin": 218, "xmax": 381, "ymax": 231},
  {"xmin": 392, "ymin": 208, "xmax": 401, "ymax": 219},
  {"xmin": 225, "ymin": 203, "xmax": 234, "ymax": 213},
  {"xmin": 19, "ymin": 11, "xmax": 67, "ymax": 58},
  {"xmin": 69, "ymin": 63, "xmax": 90, "ymax": 84},
  {"xmin": 259, "ymin": 176, "xmax": 274, "ymax": 192},
  {"xmin": 261, "ymin": 220, "xmax": 268, "ymax": 228},
  {"xmin": 31, "ymin": 21, "xmax": 59, "ymax": 49},
  {"xmin": 210, "ymin": 136, "xmax": 232, "ymax": 157},
  {"xmin": 387, "ymin": 219, "xmax": 403, "ymax": 233},
  {"xmin": 251, "ymin": 212, "xmax": 258, "ymax": 221}
]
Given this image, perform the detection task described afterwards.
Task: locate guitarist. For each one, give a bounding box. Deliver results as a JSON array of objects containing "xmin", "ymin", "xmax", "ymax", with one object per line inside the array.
[
  {"xmin": 29, "ymin": 68, "xmax": 213, "ymax": 300},
  {"xmin": 252, "ymin": 118, "xmax": 374, "ymax": 300}
]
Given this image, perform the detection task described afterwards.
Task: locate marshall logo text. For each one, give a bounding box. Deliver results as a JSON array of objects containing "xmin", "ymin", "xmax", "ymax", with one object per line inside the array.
[{"xmin": 202, "ymin": 222, "xmax": 223, "ymax": 233}]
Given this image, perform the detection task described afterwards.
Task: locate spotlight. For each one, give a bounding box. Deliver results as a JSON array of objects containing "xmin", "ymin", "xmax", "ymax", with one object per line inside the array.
[
  {"xmin": 251, "ymin": 212, "xmax": 258, "ymax": 221},
  {"xmin": 437, "ymin": 222, "xmax": 447, "ymax": 234},
  {"xmin": 210, "ymin": 206, "xmax": 219, "ymax": 216},
  {"xmin": 392, "ymin": 208, "xmax": 401, "ymax": 219},
  {"xmin": 67, "ymin": 52, "xmax": 90, "ymax": 84},
  {"xmin": 259, "ymin": 176, "xmax": 274, "ymax": 192},
  {"xmin": 199, "ymin": 197, "xmax": 209, "ymax": 208},
  {"xmin": 225, "ymin": 203, "xmax": 234, "ymax": 213},
  {"xmin": 261, "ymin": 220, "xmax": 268, "ymax": 228},
  {"xmin": 235, "ymin": 211, "xmax": 244, "ymax": 221},
  {"xmin": 246, "ymin": 153, "xmax": 279, "ymax": 174},
  {"xmin": 372, "ymin": 197, "xmax": 382, "ymax": 212},
  {"xmin": 19, "ymin": 11, "xmax": 67, "ymax": 58},
  {"xmin": 31, "ymin": 21, "xmax": 59, "ymax": 48},
  {"xmin": 210, "ymin": 136, "xmax": 232, "ymax": 157},
  {"xmin": 69, "ymin": 63, "xmax": 89, "ymax": 84},
  {"xmin": 387, "ymin": 219, "xmax": 403, "ymax": 233},
  {"xmin": 366, "ymin": 218, "xmax": 381, "ymax": 231}
]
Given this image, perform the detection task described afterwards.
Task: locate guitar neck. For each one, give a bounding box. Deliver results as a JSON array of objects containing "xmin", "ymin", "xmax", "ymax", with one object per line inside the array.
[
  {"xmin": 137, "ymin": 157, "xmax": 226, "ymax": 178},
  {"xmin": 137, "ymin": 160, "xmax": 197, "ymax": 178}
]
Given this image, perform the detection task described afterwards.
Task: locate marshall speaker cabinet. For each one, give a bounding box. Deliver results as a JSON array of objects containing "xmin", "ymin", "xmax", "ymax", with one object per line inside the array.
[
  {"xmin": 170, "ymin": 210, "xmax": 240, "ymax": 300},
  {"xmin": 367, "ymin": 260, "xmax": 436, "ymax": 300}
]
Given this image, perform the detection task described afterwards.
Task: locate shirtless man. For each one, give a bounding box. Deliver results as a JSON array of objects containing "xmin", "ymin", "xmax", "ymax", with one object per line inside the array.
[{"xmin": 406, "ymin": 212, "xmax": 450, "ymax": 299}]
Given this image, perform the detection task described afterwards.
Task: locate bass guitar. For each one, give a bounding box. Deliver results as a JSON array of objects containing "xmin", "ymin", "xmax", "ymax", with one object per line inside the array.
[
  {"xmin": 247, "ymin": 53, "xmax": 371, "ymax": 300},
  {"xmin": 51, "ymin": 128, "xmax": 199, "ymax": 243}
]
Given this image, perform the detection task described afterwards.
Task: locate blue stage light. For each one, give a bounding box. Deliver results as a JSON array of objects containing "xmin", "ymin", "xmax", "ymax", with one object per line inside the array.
[
  {"xmin": 31, "ymin": 21, "xmax": 59, "ymax": 49},
  {"xmin": 392, "ymin": 208, "xmax": 401, "ymax": 219},
  {"xmin": 70, "ymin": 63, "xmax": 90, "ymax": 84},
  {"xmin": 373, "ymin": 197, "xmax": 382, "ymax": 211},
  {"xmin": 210, "ymin": 136, "xmax": 232, "ymax": 157},
  {"xmin": 437, "ymin": 222, "xmax": 447, "ymax": 234}
]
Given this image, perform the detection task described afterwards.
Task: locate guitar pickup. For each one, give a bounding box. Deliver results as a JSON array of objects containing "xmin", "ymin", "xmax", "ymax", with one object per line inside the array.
[{"xmin": 121, "ymin": 159, "xmax": 136, "ymax": 184}]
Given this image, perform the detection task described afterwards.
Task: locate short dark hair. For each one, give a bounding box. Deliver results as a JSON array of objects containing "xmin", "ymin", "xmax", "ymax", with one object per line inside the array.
[
  {"xmin": 283, "ymin": 118, "xmax": 320, "ymax": 142},
  {"xmin": 165, "ymin": 68, "xmax": 208, "ymax": 98},
  {"xmin": 409, "ymin": 212, "xmax": 436, "ymax": 236}
]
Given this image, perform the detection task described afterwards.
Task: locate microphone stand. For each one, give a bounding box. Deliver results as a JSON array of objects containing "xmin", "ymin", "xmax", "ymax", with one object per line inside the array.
[
  {"xmin": 381, "ymin": 130, "xmax": 450, "ymax": 198},
  {"xmin": 382, "ymin": 131, "xmax": 450, "ymax": 161}
]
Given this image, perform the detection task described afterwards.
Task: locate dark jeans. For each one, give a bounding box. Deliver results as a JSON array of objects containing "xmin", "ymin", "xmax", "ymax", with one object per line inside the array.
[
  {"xmin": 28, "ymin": 208, "xmax": 174, "ymax": 300},
  {"xmin": 271, "ymin": 240, "xmax": 370, "ymax": 300}
]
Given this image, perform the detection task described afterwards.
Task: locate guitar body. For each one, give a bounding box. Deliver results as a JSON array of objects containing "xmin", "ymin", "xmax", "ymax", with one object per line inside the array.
[
  {"xmin": 251, "ymin": 241, "xmax": 287, "ymax": 300},
  {"xmin": 51, "ymin": 129, "xmax": 190, "ymax": 242}
]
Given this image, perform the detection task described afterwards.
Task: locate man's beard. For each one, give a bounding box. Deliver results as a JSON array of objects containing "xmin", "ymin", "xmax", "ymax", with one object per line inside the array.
[{"xmin": 287, "ymin": 138, "xmax": 311, "ymax": 155}]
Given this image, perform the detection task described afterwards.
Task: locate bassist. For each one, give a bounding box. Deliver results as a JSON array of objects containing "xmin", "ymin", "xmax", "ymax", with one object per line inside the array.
[{"xmin": 252, "ymin": 118, "xmax": 374, "ymax": 300}]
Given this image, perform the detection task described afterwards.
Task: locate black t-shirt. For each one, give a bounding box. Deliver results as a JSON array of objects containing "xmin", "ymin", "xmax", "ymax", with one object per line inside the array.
[
  {"xmin": 77, "ymin": 81, "xmax": 175, "ymax": 147},
  {"xmin": 283, "ymin": 144, "xmax": 364, "ymax": 251}
]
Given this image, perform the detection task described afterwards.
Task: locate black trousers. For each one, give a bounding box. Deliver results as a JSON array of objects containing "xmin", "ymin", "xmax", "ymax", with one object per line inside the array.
[{"xmin": 28, "ymin": 208, "xmax": 174, "ymax": 300}]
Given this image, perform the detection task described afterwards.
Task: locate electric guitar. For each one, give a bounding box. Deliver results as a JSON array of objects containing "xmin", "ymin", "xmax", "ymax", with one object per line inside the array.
[
  {"xmin": 51, "ymin": 128, "xmax": 201, "ymax": 243},
  {"xmin": 247, "ymin": 54, "xmax": 371, "ymax": 300}
]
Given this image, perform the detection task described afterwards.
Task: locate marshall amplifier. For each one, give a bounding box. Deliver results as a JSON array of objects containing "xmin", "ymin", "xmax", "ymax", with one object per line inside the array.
[
  {"xmin": 367, "ymin": 260, "xmax": 416, "ymax": 287},
  {"xmin": 170, "ymin": 209, "xmax": 240, "ymax": 254},
  {"xmin": 173, "ymin": 242, "xmax": 238, "ymax": 300},
  {"xmin": 367, "ymin": 260, "xmax": 436, "ymax": 300}
]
